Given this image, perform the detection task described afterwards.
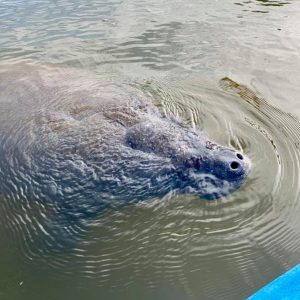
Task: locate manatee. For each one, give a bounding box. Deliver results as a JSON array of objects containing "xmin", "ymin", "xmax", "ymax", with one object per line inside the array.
[{"xmin": 0, "ymin": 64, "xmax": 250, "ymax": 250}]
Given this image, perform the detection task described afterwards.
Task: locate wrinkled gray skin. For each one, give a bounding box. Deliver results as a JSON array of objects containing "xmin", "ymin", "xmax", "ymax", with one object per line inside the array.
[{"xmin": 0, "ymin": 65, "xmax": 250, "ymax": 250}]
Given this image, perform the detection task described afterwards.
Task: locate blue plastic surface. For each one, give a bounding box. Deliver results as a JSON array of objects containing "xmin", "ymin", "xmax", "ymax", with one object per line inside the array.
[{"xmin": 247, "ymin": 264, "xmax": 300, "ymax": 300}]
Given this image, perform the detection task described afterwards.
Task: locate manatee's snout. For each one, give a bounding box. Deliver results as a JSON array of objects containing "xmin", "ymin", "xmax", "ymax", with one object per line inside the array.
[
  {"xmin": 212, "ymin": 149, "xmax": 250, "ymax": 182},
  {"xmin": 189, "ymin": 147, "xmax": 251, "ymax": 200},
  {"xmin": 179, "ymin": 144, "xmax": 251, "ymax": 200}
]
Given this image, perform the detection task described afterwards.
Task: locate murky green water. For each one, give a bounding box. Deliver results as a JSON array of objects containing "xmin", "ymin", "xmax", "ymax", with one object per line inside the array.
[{"xmin": 1, "ymin": 1, "xmax": 300, "ymax": 299}]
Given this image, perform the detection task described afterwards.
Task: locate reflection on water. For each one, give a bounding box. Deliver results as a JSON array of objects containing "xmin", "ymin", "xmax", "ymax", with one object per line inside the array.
[{"xmin": 1, "ymin": 0, "xmax": 300, "ymax": 299}]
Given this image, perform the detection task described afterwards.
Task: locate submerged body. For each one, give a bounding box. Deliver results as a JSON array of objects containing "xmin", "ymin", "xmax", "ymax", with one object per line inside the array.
[{"xmin": 0, "ymin": 64, "xmax": 250, "ymax": 249}]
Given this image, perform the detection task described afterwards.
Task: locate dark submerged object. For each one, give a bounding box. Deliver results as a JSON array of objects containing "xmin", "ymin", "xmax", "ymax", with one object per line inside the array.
[{"xmin": 0, "ymin": 65, "xmax": 250, "ymax": 249}]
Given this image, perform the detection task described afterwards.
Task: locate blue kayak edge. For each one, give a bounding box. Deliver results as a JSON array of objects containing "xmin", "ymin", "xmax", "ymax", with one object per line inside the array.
[{"xmin": 247, "ymin": 264, "xmax": 300, "ymax": 300}]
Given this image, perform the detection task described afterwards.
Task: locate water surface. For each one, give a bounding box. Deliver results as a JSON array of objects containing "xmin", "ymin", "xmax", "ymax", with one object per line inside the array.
[{"xmin": 1, "ymin": 0, "xmax": 300, "ymax": 299}]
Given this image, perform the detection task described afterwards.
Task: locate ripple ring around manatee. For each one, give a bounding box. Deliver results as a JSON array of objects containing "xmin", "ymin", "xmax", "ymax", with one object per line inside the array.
[{"xmin": 0, "ymin": 64, "xmax": 251, "ymax": 249}]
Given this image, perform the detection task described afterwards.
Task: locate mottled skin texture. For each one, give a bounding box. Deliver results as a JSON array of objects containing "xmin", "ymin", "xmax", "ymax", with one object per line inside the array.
[{"xmin": 0, "ymin": 65, "xmax": 250, "ymax": 250}]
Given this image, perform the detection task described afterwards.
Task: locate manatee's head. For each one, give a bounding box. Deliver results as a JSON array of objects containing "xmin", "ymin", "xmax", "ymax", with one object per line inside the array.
[
  {"xmin": 125, "ymin": 118, "xmax": 251, "ymax": 200},
  {"xmin": 177, "ymin": 143, "xmax": 251, "ymax": 200}
]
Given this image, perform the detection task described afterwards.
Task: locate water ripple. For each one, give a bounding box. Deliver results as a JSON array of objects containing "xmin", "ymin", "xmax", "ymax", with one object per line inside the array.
[{"xmin": 0, "ymin": 66, "xmax": 300, "ymax": 299}]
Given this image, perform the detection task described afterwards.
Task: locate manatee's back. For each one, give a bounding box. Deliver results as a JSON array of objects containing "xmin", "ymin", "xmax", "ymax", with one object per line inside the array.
[
  {"xmin": 0, "ymin": 65, "xmax": 147, "ymax": 248},
  {"xmin": 0, "ymin": 63, "xmax": 159, "ymax": 201},
  {"xmin": 0, "ymin": 65, "xmax": 174, "ymax": 251}
]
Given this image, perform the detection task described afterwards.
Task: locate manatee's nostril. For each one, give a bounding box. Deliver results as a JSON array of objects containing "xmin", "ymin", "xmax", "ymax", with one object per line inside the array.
[
  {"xmin": 230, "ymin": 161, "xmax": 239, "ymax": 170},
  {"xmin": 236, "ymin": 153, "xmax": 243, "ymax": 160}
]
